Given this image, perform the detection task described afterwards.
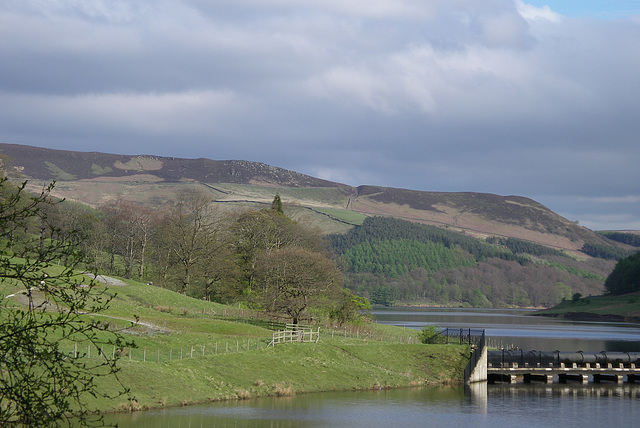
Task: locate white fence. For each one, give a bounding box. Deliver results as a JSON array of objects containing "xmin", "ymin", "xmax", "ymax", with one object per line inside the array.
[{"xmin": 269, "ymin": 324, "xmax": 320, "ymax": 346}]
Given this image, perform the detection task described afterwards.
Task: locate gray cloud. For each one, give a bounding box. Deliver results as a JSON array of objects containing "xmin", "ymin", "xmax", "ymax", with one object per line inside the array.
[{"xmin": 1, "ymin": 0, "xmax": 639, "ymax": 230}]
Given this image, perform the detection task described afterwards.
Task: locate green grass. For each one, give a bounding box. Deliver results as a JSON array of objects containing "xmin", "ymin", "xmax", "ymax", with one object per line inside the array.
[
  {"xmin": 312, "ymin": 207, "xmax": 367, "ymax": 225},
  {"xmin": 87, "ymin": 341, "xmax": 468, "ymax": 412},
  {"xmin": 2, "ymin": 275, "xmax": 469, "ymax": 413},
  {"xmin": 536, "ymin": 293, "xmax": 640, "ymax": 319}
]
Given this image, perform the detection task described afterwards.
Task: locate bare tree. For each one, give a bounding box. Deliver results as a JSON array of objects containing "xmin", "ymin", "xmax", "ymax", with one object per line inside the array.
[
  {"xmin": 154, "ymin": 189, "xmax": 230, "ymax": 296},
  {"xmin": 254, "ymin": 246, "xmax": 343, "ymax": 324}
]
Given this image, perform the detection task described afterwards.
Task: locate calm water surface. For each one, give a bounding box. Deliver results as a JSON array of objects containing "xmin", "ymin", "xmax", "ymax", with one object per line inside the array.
[{"xmin": 104, "ymin": 308, "xmax": 640, "ymax": 427}]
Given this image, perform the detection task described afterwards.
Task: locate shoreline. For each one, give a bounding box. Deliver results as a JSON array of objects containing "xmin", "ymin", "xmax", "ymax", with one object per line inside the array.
[
  {"xmin": 106, "ymin": 378, "xmax": 463, "ymax": 415},
  {"xmin": 534, "ymin": 311, "xmax": 640, "ymax": 324}
]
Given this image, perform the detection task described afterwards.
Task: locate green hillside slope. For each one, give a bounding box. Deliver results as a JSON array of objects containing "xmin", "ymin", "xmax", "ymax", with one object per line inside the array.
[{"xmin": 0, "ymin": 277, "xmax": 468, "ymax": 414}]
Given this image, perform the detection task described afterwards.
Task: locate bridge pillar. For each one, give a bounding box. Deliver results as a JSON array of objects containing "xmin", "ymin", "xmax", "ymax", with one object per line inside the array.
[
  {"xmin": 488, "ymin": 373, "xmax": 517, "ymax": 383},
  {"xmin": 523, "ymin": 373, "xmax": 553, "ymax": 383},
  {"xmin": 559, "ymin": 373, "xmax": 588, "ymax": 384},
  {"xmin": 594, "ymin": 374, "xmax": 624, "ymax": 383}
]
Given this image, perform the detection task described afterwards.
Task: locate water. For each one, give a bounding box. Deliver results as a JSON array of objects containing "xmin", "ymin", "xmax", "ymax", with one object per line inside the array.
[
  {"xmin": 373, "ymin": 307, "xmax": 640, "ymax": 352},
  {"xmin": 104, "ymin": 308, "xmax": 640, "ymax": 427}
]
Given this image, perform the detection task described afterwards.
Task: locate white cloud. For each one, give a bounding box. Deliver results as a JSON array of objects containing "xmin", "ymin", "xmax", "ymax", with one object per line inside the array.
[
  {"xmin": 1, "ymin": 0, "xmax": 639, "ymax": 229},
  {"xmin": 515, "ymin": 1, "xmax": 562, "ymax": 22}
]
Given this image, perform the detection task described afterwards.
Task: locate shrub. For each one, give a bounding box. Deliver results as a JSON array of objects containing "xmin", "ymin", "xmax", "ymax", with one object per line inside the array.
[{"xmin": 418, "ymin": 325, "xmax": 447, "ymax": 344}]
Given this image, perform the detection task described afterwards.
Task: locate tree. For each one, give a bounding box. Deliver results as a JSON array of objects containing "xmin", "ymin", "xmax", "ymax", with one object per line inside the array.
[
  {"xmin": 253, "ymin": 246, "xmax": 343, "ymax": 324},
  {"xmin": 271, "ymin": 194, "xmax": 284, "ymax": 214},
  {"xmin": 231, "ymin": 208, "xmax": 325, "ymax": 296},
  {"xmin": 101, "ymin": 199, "xmax": 155, "ymax": 279},
  {"xmin": 153, "ymin": 190, "xmax": 230, "ymax": 296},
  {"xmin": 330, "ymin": 288, "xmax": 371, "ymax": 326},
  {"xmin": 0, "ymin": 178, "xmax": 133, "ymax": 426},
  {"xmin": 604, "ymin": 250, "xmax": 640, "ymax": 295}
]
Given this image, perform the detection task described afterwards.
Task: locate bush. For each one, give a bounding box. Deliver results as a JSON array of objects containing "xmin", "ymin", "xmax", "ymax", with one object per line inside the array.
[{"xmin": 418, "ymin": 325, "xmax": 447, "ymax": 344}]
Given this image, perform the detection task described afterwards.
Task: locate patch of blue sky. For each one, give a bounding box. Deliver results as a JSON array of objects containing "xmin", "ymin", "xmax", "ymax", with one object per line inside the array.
[{"xmin": 523, "ymin": 0, "xmax": 640, "ymax": 18}]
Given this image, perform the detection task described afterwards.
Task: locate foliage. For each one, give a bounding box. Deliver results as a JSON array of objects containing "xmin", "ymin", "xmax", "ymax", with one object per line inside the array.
[
  {"xmin": 486, "ymin": 236, "xmax": 566, "ymax": 258},
  {"xmin": 598, "ymin": 231, "xmax": 640, "ymax": 248},
  {"xmin": 330, "ymin": 216, "xmax": 516, "ymax": 262},
  {"xmin": 343, "ymin": 239, "xmax": 475, "ymax": 277},
  {"xmin": 581, "ymin": 242, "xmax": 633, "ymax": 261},
  {"xmin": 252, "ymin": 242, "xmax": 343, "ymax": 324},
  {"xmin": 0, "ymin": 178, "xmax": 134, "ymax": 427},
  {"xmin": 604, "ymin": 250, "xmax": 640, "ymax": 295},
  {"xmin": 271, "ymin": 194, "xmax": 284, "ymax": 214},
  {"xmin": 151, "ymin": 189, "xmax": 235, "ymax": 297},
  {"xmin": 418, "ymin": 325, "xmax": 447, "ymax": 344},
  {"xmin": 331, "ymin": 217, "xmax": 606, "ymax": 308},
  {"xmin": 329, "ymin": 288, "xmax": 372, "ymax": 326}
]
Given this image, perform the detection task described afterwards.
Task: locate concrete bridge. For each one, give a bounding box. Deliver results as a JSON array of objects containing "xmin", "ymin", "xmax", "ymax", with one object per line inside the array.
[
  {"xmin": 456, "ymin": 328, "xmax": 640, "ymax": 385},
  {"xmin": 486, "ymin": 350, "xmax": 640, "ymax": 384}
]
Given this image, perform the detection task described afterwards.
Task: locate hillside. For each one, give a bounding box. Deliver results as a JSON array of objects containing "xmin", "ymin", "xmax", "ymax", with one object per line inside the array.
[
  {"xmin": 0, "ymin": 275, "xmax": 468, "ymax": 414},
  {"xmin": 0, "ymin": 143, "xmax": 617, "ymax": 253},
  {"xmin": 2, "ymin": 142, "xmax": 635, "ymax": 309}
]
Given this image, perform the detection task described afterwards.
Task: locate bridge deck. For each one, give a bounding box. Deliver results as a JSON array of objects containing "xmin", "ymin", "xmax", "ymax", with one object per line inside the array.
[{"xmin": 488, "ymin": 362, "xmax": 640, "ymax": 384}]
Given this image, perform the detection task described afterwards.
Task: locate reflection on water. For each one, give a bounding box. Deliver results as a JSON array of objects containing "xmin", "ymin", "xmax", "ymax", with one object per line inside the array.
[
  {"xmin": 103, "ymin": 308, "xmax": 640, "ymax": 427},
  {"xmin": 105, "ymin": 383, "xmax": 640, "ymax": 428}
]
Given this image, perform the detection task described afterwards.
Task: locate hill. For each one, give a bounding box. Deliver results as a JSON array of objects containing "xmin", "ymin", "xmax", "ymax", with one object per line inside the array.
[
  {"xmin": 1, "ymin": 142, "xmax": 634, "ymax": 308},
  {"xmin": 0, "ymin": 143, "xmax": 618, "ymax": 252}
]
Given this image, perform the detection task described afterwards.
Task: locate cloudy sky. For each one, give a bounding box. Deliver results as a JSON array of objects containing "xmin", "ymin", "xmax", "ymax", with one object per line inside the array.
[{"xmin": 2, "ymin": 1, "xmax": 639, "ymax": 231}]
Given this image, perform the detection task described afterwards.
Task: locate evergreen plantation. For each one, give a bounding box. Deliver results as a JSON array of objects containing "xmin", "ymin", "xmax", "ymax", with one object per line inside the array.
[{"xmin": 329, "ymin": 217, "xmax": 609, "ymax": 308}]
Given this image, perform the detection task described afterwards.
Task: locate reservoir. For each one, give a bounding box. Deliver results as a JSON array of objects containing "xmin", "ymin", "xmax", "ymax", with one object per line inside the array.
[{"xmin": 104, "ymin": 308, "xmax": 640, "ymax": 427}]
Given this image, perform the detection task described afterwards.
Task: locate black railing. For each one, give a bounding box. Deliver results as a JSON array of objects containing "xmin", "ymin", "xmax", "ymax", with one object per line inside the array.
[{"xmin": 441, "ymin": 328, "xmax": 485, "ymax": 346}]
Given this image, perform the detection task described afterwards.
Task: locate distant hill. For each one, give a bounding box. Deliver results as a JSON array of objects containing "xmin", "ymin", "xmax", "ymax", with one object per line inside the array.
[{"xmin": 0, "ymin": 142, "xmax": 617, "ymax": 254}]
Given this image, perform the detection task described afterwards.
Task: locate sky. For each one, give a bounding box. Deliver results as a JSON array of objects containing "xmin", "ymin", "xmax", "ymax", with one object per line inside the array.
[{"xmin": 1, "ymin": 1, "xmax": 639, "ymax": 231}]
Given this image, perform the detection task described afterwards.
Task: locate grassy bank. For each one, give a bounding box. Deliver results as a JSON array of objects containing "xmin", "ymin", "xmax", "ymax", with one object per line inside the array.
[
  {"xmin": 535, "ymin": 292, "xmax": 640, "ymax": 323},
  {"xmin": 90, "ymin": 341, "xmax": 468, "ymax": 412},
  {"xmin": 1, "ymin": 276, "xmax": 470, "ymax": 414}
]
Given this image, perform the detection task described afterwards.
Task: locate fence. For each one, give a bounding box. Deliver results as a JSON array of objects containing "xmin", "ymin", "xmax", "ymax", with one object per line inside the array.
[
  {"xmin": 62, "ymin": 319, "xmax": 446, "ymax": 366},
  {"xmin": 442, "ymin": 328, "xmax": 486, "ymax": 346},
  {"xmin": 64, "ymin": 337, "xmax": 273, "ymax": 364},
  {"xmin": 269, "ymin": 324, "xmax": 320, "ymax": 346}
]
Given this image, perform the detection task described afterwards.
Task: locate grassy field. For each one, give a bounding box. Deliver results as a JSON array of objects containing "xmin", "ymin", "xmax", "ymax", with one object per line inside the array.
[
  {"xmin": 535, "ymin": 292, "xmax": 640, "ymax": 321},
  {"xmin": 1, "ymin": 275, "xmax": 470, "ymax": 414}
]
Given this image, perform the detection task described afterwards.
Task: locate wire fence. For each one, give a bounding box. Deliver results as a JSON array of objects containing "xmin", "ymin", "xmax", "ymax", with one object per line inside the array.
[
  {"xmin": 63, "ymin": 337, "xmax": 275, "ymax": 364},
  {"xmin": 62, "ymin": 322, "xmax": 425, "ymax": 364}
]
